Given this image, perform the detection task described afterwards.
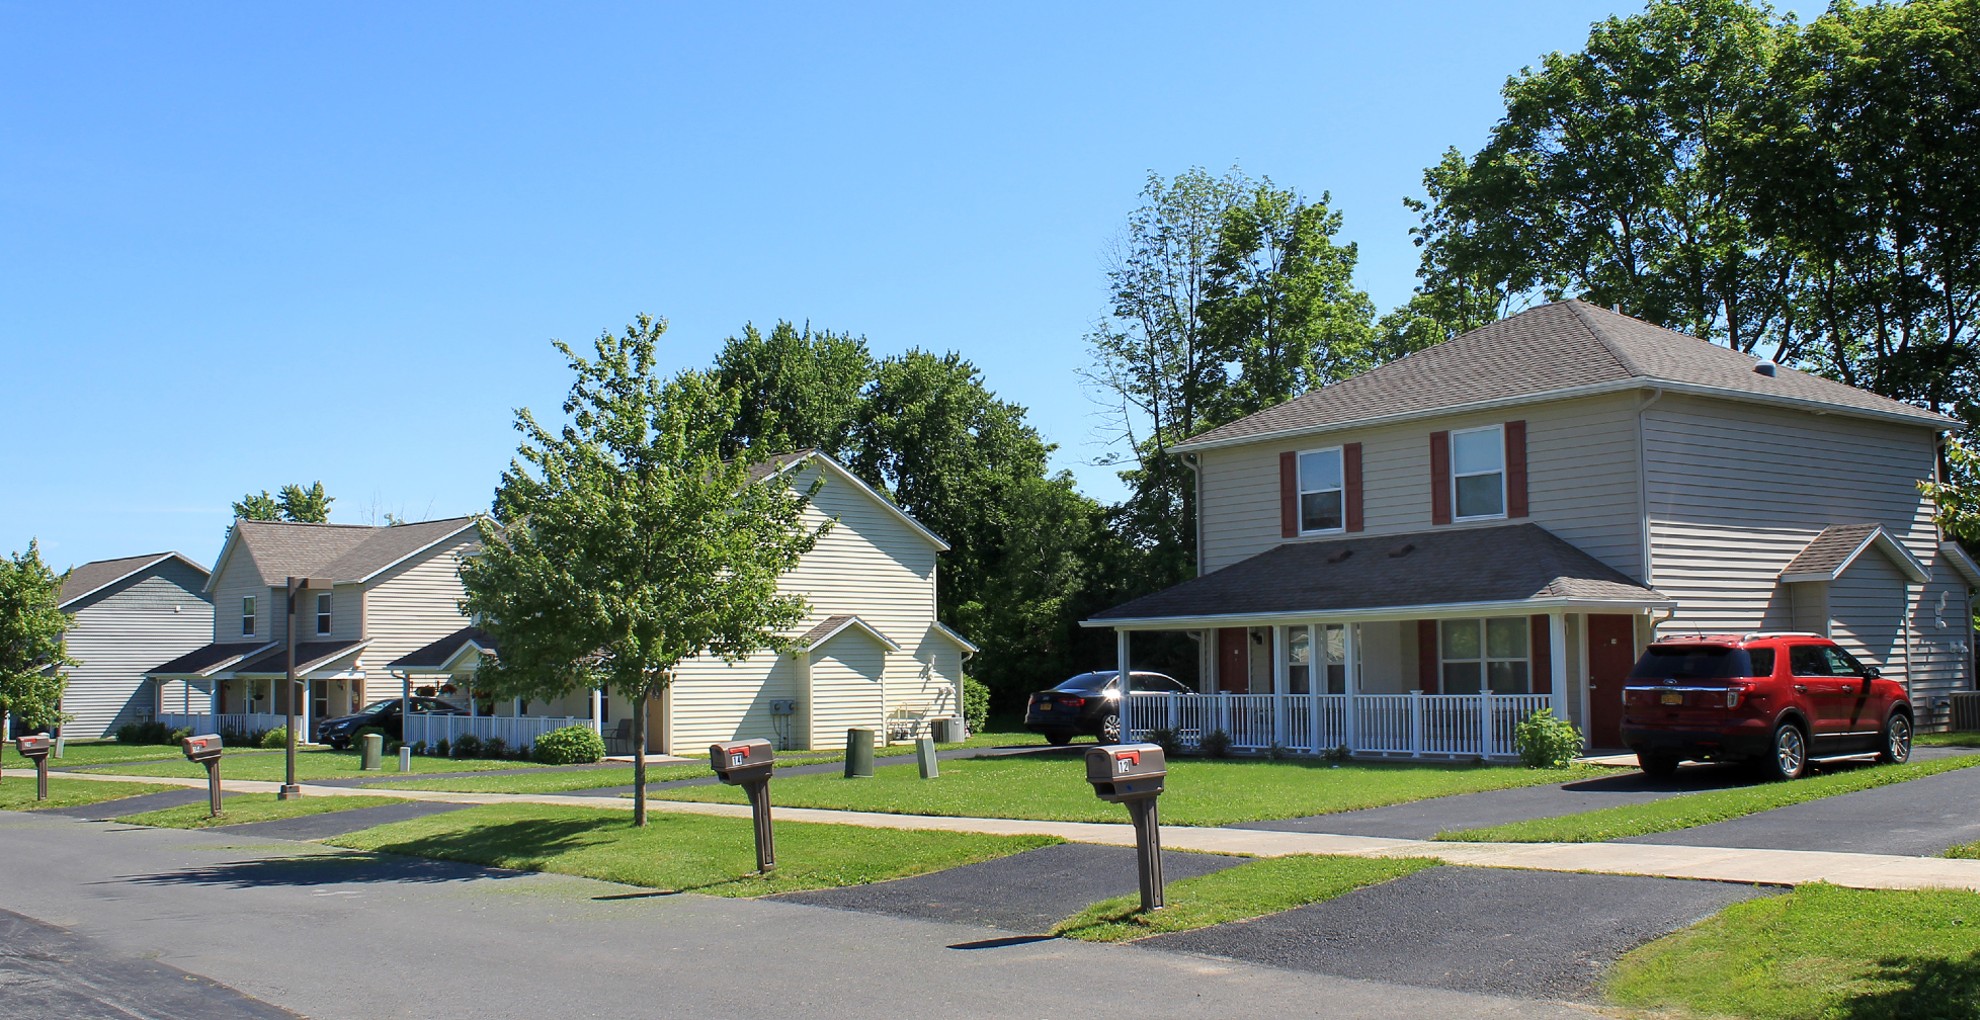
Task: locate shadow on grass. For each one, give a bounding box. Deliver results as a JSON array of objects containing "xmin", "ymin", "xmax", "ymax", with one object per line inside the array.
[{"xmin": 1841, "ymin": 952, "xmax": 1980, "ymax": 1020}]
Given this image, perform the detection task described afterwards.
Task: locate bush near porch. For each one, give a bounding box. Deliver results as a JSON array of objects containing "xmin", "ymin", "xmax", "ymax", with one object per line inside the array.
[{"xmin": 645, "ymin": 754, "xmax": 1611, "ymax": 827}]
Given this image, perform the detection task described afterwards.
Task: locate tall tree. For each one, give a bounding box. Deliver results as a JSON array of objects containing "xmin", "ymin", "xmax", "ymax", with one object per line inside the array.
[
  {"xmin": 232, "ymin": 482, "xmax": 335, "ymax": 523},
  {"xmin": 461, "ymin": 315, "xmax": 828, "ymax": 825},
  {"xmin": 0, "ymin": 542, "xmax": 73, "ymax": 732},
  {"xmin": 712, "ymin": 321, "xmax": 873, "ymax": 459}
]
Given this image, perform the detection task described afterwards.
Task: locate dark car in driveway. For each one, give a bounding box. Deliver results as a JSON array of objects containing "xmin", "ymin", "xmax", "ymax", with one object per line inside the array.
[
  {"xmin": 1024, "ymin": 670, "xmax": 1191, "ymax": 745},
  {"xmin": 315, "ymin": 697, "xmax": 464, "ymax": 749}
]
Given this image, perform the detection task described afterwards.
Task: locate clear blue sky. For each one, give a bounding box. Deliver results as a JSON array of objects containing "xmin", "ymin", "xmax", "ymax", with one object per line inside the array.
[{"xmin": 1, "ymin": 1, "xmax": 1822, "ymax": 571}]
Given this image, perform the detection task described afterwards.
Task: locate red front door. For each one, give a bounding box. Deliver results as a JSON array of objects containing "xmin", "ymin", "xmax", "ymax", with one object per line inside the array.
[
  {"xmin": 1217, "ymin": 628, "xmax": 1250, "ymax": 693},
  {"xmin": 1587, "ymin": 614, "xmax": 1637, "ymax": 748}
]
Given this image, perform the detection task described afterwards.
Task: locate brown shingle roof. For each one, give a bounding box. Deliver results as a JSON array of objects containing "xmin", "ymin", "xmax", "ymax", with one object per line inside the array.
[
  {"xmin": 60, "ymin": 552, "xmax": 205, "ymax": 607},
  {"xmin": 1779, "ymin": 523, "xmax": 1928, "ymax": 583},
  {"xmin": 148, "ymin": 641, "xmax": 275, "ymax": 677},
  {"xmin": 232, "ymin": 639, "xmax": 369, "ymax": 675},
  {"xmin": 388, "ymin": 627, "xmax": 493, "ymax": 670},
  {"xmin": 224, "ymin": 517, "xmax": 478, "ymax": 587},
  {"xmin": 1178, "ymin": 300, "xmax": 1953, "ymax": 451},
  {"xmin": 1088, "ymin": 523, "xmax": 1669, "ymax": 624}
]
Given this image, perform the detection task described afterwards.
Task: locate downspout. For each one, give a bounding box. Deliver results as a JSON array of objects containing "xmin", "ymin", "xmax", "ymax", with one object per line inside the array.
[
  {"xmin": 1636, "ymin": 387, "xmax": 1665, "ymax": 590},
  {"xmin": 1180, "ymin": 450, "xmax": 1208, "ymax": 687}
]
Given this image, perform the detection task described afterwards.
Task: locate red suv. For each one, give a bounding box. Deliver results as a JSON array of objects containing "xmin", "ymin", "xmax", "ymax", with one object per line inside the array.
[{"xmin": 1621, "ymin": 633, "xmax": 1912, "ymax": 780}]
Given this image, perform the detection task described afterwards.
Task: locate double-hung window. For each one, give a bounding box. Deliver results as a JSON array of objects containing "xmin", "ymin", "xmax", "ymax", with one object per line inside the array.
[
  {"xmin": 1451, "ymin": 425, "xmax": 1506, "ymax": 520},
  {"xmin": 242, "ymin": 596, "xmax": 256, "ymax": 637},
  {"xmin": 1298, "ymin": 448, "xmax": 1345, "ymax": 534},
  {"xmin": 1440, "ymin": 618, "xmax": 1530, "ymax": 693},
  {"xmin": 316, "ymin": 593, "xmax": 333, "ymax": 636}
]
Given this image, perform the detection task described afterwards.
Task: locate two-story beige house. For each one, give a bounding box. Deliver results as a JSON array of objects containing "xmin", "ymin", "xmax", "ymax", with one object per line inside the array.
[
  {"xmin": 147, "ymin": 517, "xmax": 483, "ymax": 740},
  {"xmin": 1091, "ymin": 300, "xmax": 1979, "ymax": 755}
]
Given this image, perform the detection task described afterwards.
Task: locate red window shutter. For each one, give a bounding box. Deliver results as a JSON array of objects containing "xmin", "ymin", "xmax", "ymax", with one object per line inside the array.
[
  {"xmin": 1280, "ymin": 451, "xmax": 1299, "ymax": 538},
  {"xmin": 1344, "ymin": 442, "xmax": 1364, "ymax": 532},
  {"xmin": 1506, "ymin": 420, "xmax": 1529, "ymax": 518},
  {"xmin": 1417, "ymin": 619, "xmax": 1440, "ymax": 693},
  {"xmin": 1429, "ymin": 431, "xmax": 1452, "ymax": 525},
  {"xmin": 1530, "ymin": 615, "xmax": 1551, "ymax": 694}
]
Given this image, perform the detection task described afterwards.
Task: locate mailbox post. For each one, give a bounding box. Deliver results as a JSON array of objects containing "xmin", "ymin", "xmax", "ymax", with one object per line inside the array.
[
  {"xmin": 15, "ymin": 735, "xmax": 53, "ymax": 801},
  {"xmin": 1085, "ymin": 742, "xmax": 1168, "ymax": 913},
  {"xmin": 709, "ymin": 739, "xmax": 776, "ymax": 873},
  {"xmin": 182, "ymin": 733, "xmax": 225, "ymax": 818}
]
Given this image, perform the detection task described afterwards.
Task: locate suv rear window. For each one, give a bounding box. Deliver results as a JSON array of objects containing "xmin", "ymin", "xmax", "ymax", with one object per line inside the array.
[{"xmin": 1630, "ymin": 646, "xmax": 1757, "ymax": 681}]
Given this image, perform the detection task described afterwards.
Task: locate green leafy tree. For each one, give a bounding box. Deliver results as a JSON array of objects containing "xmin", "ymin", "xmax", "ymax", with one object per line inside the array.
[
  {"xmin": 712, "ymin": 321, "xmax": 873, "ymax": 458},
  {"xmin": 0, "ymin": 542, "xmax": 74, "ymax": 732},
  {"xmin": 232, "ymin": 482, "xmax": 335, "ymax": 523},
  {"xmin": 232, "ymin": 491, "xmax": 281, "ymax": 521},
  {"xmin": 460, "ymin": 315, "xmax": 828, "ymax": 825}
]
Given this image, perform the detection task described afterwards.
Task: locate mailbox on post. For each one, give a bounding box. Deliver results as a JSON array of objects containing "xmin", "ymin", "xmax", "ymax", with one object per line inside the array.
[
  {"xmin": 709, "ymin": 739, "xmax": 777, "ymax": 873},
  {"xmin": 182, "ymin": 733, "xmax": 225, "ymax": 818},
  {"xmin": 1085, "ymin": 742, "xmax": 1168, "ymax": 912},
  {"xmin": 15, "ymin": 734, "xmax": 52, "ymax": 801}
]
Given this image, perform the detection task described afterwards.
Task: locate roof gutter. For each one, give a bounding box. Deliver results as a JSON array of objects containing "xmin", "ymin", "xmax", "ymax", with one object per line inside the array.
[{"xmin": 1083, "ymin": 594, "xmax": 1677, "ymax": 630}]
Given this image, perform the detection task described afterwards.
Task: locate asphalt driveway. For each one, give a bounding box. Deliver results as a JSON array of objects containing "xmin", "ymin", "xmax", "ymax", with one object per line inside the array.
[{"xmin": 1624, "ymin": 759, "xmax": 1980, "ymax": 856}]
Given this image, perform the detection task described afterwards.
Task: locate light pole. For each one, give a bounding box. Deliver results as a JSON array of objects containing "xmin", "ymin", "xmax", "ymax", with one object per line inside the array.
[{"xmin": 279, "ymin": 576, "xmax": 332, "ymax": 800}]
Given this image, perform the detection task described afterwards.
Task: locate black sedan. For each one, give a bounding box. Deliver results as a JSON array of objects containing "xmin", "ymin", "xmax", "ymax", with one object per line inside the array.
[
  {"xmin": 315, "ymin": 697, "xmax": 464, "ymax": 749},
  {"xmin": 1024, "ymin": 670, "xmax": 1191, "ymax": 745}
]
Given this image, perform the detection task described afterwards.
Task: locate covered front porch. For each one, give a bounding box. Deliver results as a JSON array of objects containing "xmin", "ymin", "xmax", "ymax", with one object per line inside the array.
[{"xmin": 1090, "ymin": 524, "xmax": 1672, "ymax": 758}]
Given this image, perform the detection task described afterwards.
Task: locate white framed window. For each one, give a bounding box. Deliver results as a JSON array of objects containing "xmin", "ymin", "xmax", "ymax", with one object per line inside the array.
[
  {"xmin": 1451, "ymin": 425, "xmax": 1506, "ymax": 520},
  {"xmin": 1440, "ymin": 617, "xmax": 1530, "ymax": 693},
  {"xmin": 242, "ymin": 596, "xmax": 256, "ymax": 637},
  {"xmin": 316, "ymin": 593, "xmax": 333, "ymax": 636},
  {"xmin": 1297, "ymin": 447, "xmax": 1345, "ymax": 534}
]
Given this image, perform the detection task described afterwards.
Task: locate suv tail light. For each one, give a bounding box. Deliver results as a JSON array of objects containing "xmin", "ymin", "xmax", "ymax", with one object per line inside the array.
[{"xmin": 1726, "ymin": 684, "xmax": 1750, "ymax": 709}]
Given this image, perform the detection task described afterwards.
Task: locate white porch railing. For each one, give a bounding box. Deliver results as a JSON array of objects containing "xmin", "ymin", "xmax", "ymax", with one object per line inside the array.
[
  {"xmin": 403, "ymin": 714, "xmax": 588, "ymax": 751},
  {"xmin": 1123, "ymin": 692, "xmax": 1554, "ymax": 759},
  {"xmin": 158, "ymin": 713, "xmax": 286, "ymax": 739}
]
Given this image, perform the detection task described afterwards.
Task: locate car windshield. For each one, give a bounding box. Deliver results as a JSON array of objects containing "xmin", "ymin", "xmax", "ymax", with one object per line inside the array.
[
  {"xmin": 1630, "ymin": 646, "xmax": 1755, "ymax": 681},
  {"xmin": 358, "ymin": 699, "xmax": 401, "ymax": 714},
  {"xmin": 1052, "ymin": 672, "xmax": 1117, "ymax": 692}
]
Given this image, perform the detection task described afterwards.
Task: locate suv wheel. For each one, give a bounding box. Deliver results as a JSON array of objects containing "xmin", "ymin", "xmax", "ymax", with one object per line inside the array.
[
  {"xmin": 1638, "ymin": 753, "xmax": 1680, "ymax": 779},
  {"xmin": 1764, "ymin": 722, "xmax": 1808, "ymax": 781},
  {"xmin": 1878, "ymin": 712, "xmax": 1913, "ymax": 765}
]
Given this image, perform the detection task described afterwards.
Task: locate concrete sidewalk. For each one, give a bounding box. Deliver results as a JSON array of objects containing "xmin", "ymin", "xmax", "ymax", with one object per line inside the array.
[{"xmin": 56, "ymin": 767, "xmax": 1980, "ymax": 894}]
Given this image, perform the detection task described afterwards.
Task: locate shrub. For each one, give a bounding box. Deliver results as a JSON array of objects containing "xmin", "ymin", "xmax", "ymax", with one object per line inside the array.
[
  {"xmin": 1322, "ymin": 743, "xmax": 1353, "ymax": 763},
  {"xmin": 434, "ymin": 738, "xmax": 450, "ymax": 758},
  {"xmin": 481, "ymin": 736, "xmax": 507, "ymax": 760},
  {"xmin": 385, "ymin": 740, "xmax": 404, "ymax": 755},
  {"xmin": 352, "ymin": 726, "xmax": 388, "ymax": 748},
  {"xmin": 961, "ymin": 674, "xmax": 990, "ymax": 734},
  {"xmin": 1143, "ymin": 726, "xmax": 1183, "ymax": 756},
  {"xmin": 452, "ymin": 734, "xmax": 482, "ymax": 759},
  {"xmin": 260, "ymin": 726, "xmax": 288, "ymax": 749},
  {"xmin": 118, "ymin": 721, "xmax": 173, "ymax": 745},
  {"xmin": 1199, "ymin": 728, "xmax": 1232, "ymax": 758},
  {"xmin": 1514, "ymin": 708, "xmax": 1584, "ymax": 769},
  {"xmin": 534, "ymin": 724, "xmax": 606, "ymax": 764},
  {"xmin": 411, "ymin": 740, "xmax": 427, "ymax": 756},
  {"xmin": 168, "ymin": 727, "xmax": 193, "ymax": 744},
  {"xmin": 1267, "ymin": 742, "xmax": 1292, "ymax": 760}
]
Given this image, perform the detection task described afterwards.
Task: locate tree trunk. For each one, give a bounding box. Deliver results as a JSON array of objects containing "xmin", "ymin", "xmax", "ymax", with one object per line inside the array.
[{"xmin": 631, "ymin": 690, "xmax": 648, "ymax": 827}]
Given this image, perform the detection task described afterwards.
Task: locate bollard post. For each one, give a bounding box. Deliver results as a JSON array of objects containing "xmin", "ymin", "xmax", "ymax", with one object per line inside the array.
[
  {"xmin": 915, "ymin": 736, "xmax": 939, "ymax": 779},
  {"xmin": 397, "ymin": 746, "xmax": 412, "ymax": 773},
  {"xmin": 844, "ymin": 728, "xmax": 875, "ymax": 778}
]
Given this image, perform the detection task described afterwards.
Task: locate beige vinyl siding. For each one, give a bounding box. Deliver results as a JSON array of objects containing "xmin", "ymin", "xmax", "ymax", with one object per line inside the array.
[
  {"xmin": 667, "ymin": 652, "xmax": 803, "ymax": 751},
  {"xmin": 1910, "ymin": 557, "xmax": 1974, "ymax": 727},
  {"xmin": 1197, "ymin": 393, "xmax": 1644, "ymax": 577},
  {"xmin": 887, "ymin": 627, "xmax": 966, "ymax": 727},
  {"xmin": 209, "ymin": 563, "xmax": 272, "ymax": 645},
  {"xmin": 360, "ymin": 540, "xmax": 475, "ymax": 668},
  {"xmin": 59, "ymin": 561, "xmax": 213, "ymax": 738},
  {"xmin": 1828, "ymin": 550, "xmax": 1911, "ymax": 683},
  {"xmin": 807, "ymin": 640, "xmax": 887, "ymax": 749}
]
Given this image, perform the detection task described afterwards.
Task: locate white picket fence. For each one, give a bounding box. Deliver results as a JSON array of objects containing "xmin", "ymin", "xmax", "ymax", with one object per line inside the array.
[
  {"xmin": 402, "ymin": 714, "xmax": 590, "ymax": 751},
  {"xmin": 1122, "ymin": 692, "xmax": 1554, "ymax": 759},
  {"xmin": 158, "ymin": 713, "xmax": 285, "ymax": 738}
]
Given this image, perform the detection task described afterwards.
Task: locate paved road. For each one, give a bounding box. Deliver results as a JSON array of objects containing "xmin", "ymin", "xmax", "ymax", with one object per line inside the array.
[
  {"xmin": 43, "ymin": 786, "xmax": 218, "ymax": 818},
  {"xmin": 0, "ymin": 909, "xmax": 298, "ymax": 1019},
  {"xmin": 777, "ymin": 843, "xmax": 1248, "ymax": 933},
  {"xmin": 1625, "ymin": 760, "xmax": 1980, "ymax": 856},
  {"xmin": 1144, "ymin": 866, "xmax": 1769, "ymax": 1000},
  {"xmin": 0, "ymin": 810, "xmax": 1588, "ymax": 1020}
]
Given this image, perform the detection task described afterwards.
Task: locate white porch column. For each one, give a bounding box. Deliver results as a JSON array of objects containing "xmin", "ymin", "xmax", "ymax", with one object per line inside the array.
[
  {"xmin": 209, "ymin": 681, "xmax": 220, "ymax": 717},
  {"xmin": 300, "ymin": 681, "xmax": 311, "ymax": 744},
  {"xmin": 1307, "ymin": 623, "xmax": 1322, "ymax": 753},
  {"xmin": 1549, "ymin": 610, "xmax": 1569, "ymax": 720},
  {"xmin": 1271, "ymin": 626, "xmax": 1289, "ymax": 748},
  {"xmin": 591, "ymin": 687, "xmax": 604, "ymax": 735},
  {"xmin": 1343, "ymin": 622, "xmax": 1360, "ymax": 752},
  {"xmin": 1115, "ymin": 629, "xmax": 1131, "ymax": 742}
]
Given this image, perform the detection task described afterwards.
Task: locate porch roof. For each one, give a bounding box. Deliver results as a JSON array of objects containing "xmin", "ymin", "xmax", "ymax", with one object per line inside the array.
[
  {"xmin": 388, "ymin": 626, "xmax": 494, "ymax": 672},
  {"xmin": 1086, "ymin": 523, "xmax": 1670, "ymax": 628},
  {"xmin": 232, "ymin": 639, "xmax": 370, "ymax": 676},
  {"xmin": 147, "ymin": 641, "xmax": 277, "ymax": 678}
]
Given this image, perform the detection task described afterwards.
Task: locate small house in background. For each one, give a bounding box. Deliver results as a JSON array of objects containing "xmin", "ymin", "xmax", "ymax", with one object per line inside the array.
[{"xmin": 50, "ymin": 552, "xmax": 212, "ymax": 739}]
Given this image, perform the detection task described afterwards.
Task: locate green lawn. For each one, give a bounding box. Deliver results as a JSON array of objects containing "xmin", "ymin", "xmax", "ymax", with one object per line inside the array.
[
  {"xmin": 92, "ymin": 748, "xmax": 547, "ymax": 782},
  {"xmin": 3, "ymin": 741, "xmax": 188, "ymax": 770},
  {"xmin": 1442, "ymin": 755, "xmax": 1980, "ymax": 843},
  {"xmin": 1917, "ymin": 732, "xmax": 1980, "ymax": 748},
  {"xmin": 0, "ymin": 776, "xmax": 161, "ymax": 811},
  {"xmin": 1943, "ymin": 841, "xmax": 1980, "ymax": 860},
  {"xmin": 326, "ymin": 802, "xmax": 1058, "ymax": 896},
  {"xmin": 1608, "ymin": 884, "xmax": 1980, "ymax": 1020},
  {"xmin": 118, "ymin": 793, "xmax": 409, "ymax": 829},
  {"xmin": 646, "ymin": 754, "xmax": 1608, "ymax": 827},
  {"xmin": 1054, "ymin": 854, "xmax": 1439, "ymax": 942}
]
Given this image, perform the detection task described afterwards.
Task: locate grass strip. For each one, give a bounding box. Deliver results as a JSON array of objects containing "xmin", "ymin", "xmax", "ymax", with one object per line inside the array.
[
  {"xmin": 1944, "ymin": 841, "xmax": 1980, "ymax": 860},
  {"xmin": 1054, "ymin": 854, "xmax": 1439, "ymax": 942},
  {"xmin": 1917, "ymin": 732, "xmax": 1980, "ymax": 749},
  {"xmin": 1607, "ymin": 883, "xmax": 1980, "ymax": 1020},
  {"xmin": 648, "ymin": 754, "xmax": 1608, "ymax": 827},
  {"xmin": 94, "ymin": 748, "xmax": 545, "ymax": 782},
  {"xmin": 0, "ymin": 776, "xmax": 161, "ymax": 811},
  {"xmin": 326, "ymin": 802, "xmax": 1057, "ymax": 896},
  {"xmin": 117, "ymin": 793, "xmax": 409, "ymax": 829},
  {"xmin": 4, "ymin": 742, "xmax": 190, "ymax": 770},
  {"xmin": 1441, "ymin": 754, "xmax": 1980, "ymax": 843}
]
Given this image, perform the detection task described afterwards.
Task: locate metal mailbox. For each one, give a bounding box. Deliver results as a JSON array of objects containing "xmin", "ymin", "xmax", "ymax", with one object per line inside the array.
[
  {"xmin": 1085, "ymin": 743, "xmax": 1167, "ymax": 803},
  {"xmin": 15, "ymin": 734, "xmax": 53, "ymax": 801},
  {"xmin": 182, "ymin": 733, "xmax": 224, "ymax": 764},
  {"xmin": 709, "ymin": 739, "xmax": 775, "ymax": 786}
]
